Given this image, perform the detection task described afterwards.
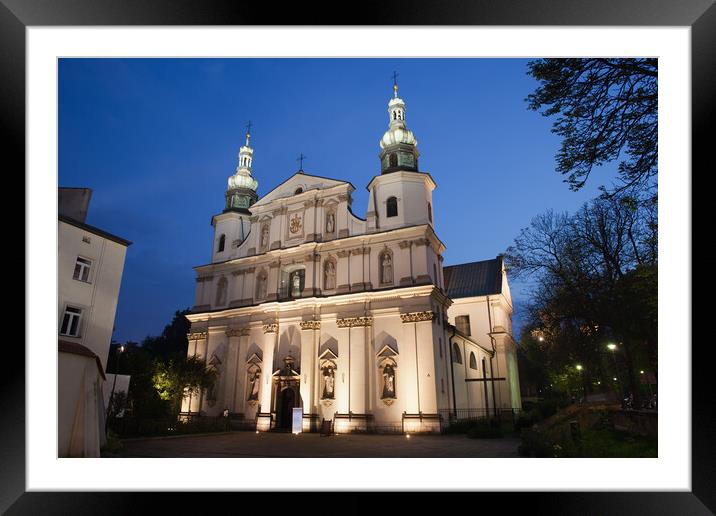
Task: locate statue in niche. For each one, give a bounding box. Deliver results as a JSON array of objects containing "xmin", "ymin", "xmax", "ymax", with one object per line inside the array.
[
  {"xmin": 257, "ymin": 272, "xmax": 267, "ymax": 299},
  {"xmin": 248, "ymin": 370, "xmax": 260, "ymax": 401},
  {"xmin": 326, "ymin": 212, "xmax": 335, "ymax": 233},
  {"xmin": 382, "ymin": 365, "xmax": 396, "ymax": 398},
  {"xmin": 381, "ymin": 253, "xmax": 393, "ymax": 284},
  {"xmin": 322, "ymin": 367, "xmax": 335, "ymax": 399},
  {"xmin": 291, "ymin": 271, "xmax": 302, "ymax": 297},
  {"xmin": 260, "ymin": 225, "xmax": 269, "ymax": 248},
  {"xmin": 324, "ymin": 261, "xmax": 336, "ymax": 290}
]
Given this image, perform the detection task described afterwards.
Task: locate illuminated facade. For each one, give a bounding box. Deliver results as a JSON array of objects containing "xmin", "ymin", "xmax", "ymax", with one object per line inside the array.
[{"xmin": 181, "ymin": 83, "xmax": 521, "ymax": 433}]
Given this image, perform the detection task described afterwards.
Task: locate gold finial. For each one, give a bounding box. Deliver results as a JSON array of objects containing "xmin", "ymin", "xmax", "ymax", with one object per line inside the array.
[{"xmin": 392, "ymin": 71, "xmax": 399, "ymax": 98}]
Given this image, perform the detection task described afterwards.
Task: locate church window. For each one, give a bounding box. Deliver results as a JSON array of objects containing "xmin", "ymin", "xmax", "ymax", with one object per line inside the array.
[
  {"xmin": 433, "ymin": 263, "xmax": 438, "ymax": 286},
  {"xmin": 389, "ymin": 153, "xmax": 398, "ymax": 168},
  {"xmin": 73, "ymin": 256, "xmax": 92, "ymax": 283},
  {"xmin": 295, "ymin": 187, "xmax": 303, "ymax": 195},
  {"xmin": 469, "ymin": 352, "xmax": 478, "ymax": 370},
  {"xmin": 218, "ymin": 234, "xmax": 226, "ymax": 253},
  {"xmin": 386, "ymin": 196, "xmax": 398, "ymax": 217},
  {"xmin": 452, "ymin": 343, "xmax": 462, "ymax": 364},
  {"xmin": 60, "ymin": 305, "xmax": 83, "ymax": 337},
  {"xmin": 456, "ymin": 315, "xmax": 471, "ymax": 336},
  {"xmin": 428, "ymin": 203, "xmax": 432, "ymax": 223}
]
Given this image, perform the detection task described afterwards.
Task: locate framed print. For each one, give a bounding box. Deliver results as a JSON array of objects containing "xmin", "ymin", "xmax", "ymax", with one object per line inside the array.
[{"xmin": 3, "ymin": 0, "xmax": 712, "ymax": 512}]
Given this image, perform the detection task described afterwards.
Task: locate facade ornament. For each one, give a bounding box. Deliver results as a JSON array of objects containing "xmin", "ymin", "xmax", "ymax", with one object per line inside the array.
[
  {"xmin": 300, "ymin": 320, "xmax": 321, "ymax": 330},
  {"xmin": 400, "ymin": 311, "xmax": 436, "ymax": 323},
  {"xmin": 249, "ymin": 215, "xmax": 259, "ymax": 223},
  {"xmin": 187, "ymin": 331, "xmax": 208, "ymax": 340},
  {"xmin": 336, "ymin": 316, "xmax": 373, "ymax": 328},
  {"xmin": 225, "ymin": 327, "xmax": 250, "ymax": 337},
  {"xmin": 336, "ymin": 249, "xmax": 350, "ymax": 258},
  {"xmin": 337, "ymin": 193, "xmax": 351, "ymax": 202},
  {"xmin": 263, "ymin": 323, "xmax": 278, "ymax": 334},
  {"xmin": 304, "ymin": 199, "xmax": 316, "ymax": 207},
  {"xmin": 398, "ymin": 240, "xmax": 412, "ymax": 249}
]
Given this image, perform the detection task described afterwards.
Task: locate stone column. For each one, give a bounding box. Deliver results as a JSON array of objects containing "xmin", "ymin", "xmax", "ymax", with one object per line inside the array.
[
  {"xmin": 254, "ymin": 323, "xmax": 277, "ymax": 431},
  {"xmin": 300, "ymin": 320, "xmax": 320, "ymax": 430},
  {"xmin": 185, "ymin": 331, "xmax": 208, "ymax": 415}
]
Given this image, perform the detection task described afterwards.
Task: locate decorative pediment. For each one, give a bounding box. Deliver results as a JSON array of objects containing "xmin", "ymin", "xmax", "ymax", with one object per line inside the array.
[
  {"xmin": 252, "ymin": 173, "xmax": 350, "ymax": 207},
  {"xmin": 377, "ymin": 343, "xmax": 398, "ymax": 358},
  {"xmin": 208, "ymin": 353, "xmax": 222, "ymax": 368},
  {"xmin": 246, "ymin": 352, "xmax": 263, "ymax": 365},
  {"xmin": 319, "ymin": 348, "xmax": 338, "ymax": 361}
]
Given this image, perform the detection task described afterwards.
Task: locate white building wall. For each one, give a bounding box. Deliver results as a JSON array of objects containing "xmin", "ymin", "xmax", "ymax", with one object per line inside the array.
[{"xmin": 58, "ymin": 220, "xmax": 128, "ymax": 370}]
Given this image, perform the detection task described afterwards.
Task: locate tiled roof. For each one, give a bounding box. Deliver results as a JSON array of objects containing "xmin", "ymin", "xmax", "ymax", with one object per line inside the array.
[{"xmin": 443, "ymin": 256, "xmax": 503, "ymax": 299}]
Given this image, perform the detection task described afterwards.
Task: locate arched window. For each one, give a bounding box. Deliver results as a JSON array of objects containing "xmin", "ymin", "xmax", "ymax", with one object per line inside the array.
[
  {"xmin": 452, "ymin": 343, "xmax": 462, "ymax": 364},
  {"xmin": 295, "ymin": 187, "xmax": 303, "ymax": 195},
  {"xmin": 469, "ymin": 352, "xmax": 478, "ymax": 370},
  {"xmin": 389, "ymin": 153, "xmax": 398, "ymax": 168},
  {"xmin": 217, "ymin": 234, "xmax": 226, "ymax": 253},
  {"xmin": 386, "ymin": 196, "xmax": 398, "ymax": 217},
  {"xmin": 428, "ymin": 203, "xmax": 432, "ymax": 223}
]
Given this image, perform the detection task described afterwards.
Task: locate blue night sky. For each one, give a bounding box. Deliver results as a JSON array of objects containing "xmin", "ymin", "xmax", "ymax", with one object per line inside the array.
[{"xmin": 58, "ymin": 58, "xmax": 606, "ymax": 344}]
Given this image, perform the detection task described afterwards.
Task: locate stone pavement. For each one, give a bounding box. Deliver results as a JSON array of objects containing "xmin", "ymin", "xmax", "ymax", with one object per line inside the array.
[{"xmin": 119, "ymin": 431, "xmax": 521, "ymax": 458}]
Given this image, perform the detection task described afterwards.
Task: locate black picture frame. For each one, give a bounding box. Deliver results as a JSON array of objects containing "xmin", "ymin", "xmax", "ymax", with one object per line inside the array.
[{"xmin": 3, "ymin": 0, "xmax": 710, "ymax": 512}]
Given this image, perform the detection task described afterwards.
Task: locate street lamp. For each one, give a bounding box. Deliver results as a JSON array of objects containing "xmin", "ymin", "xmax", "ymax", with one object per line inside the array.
[{"xmin": 606, "ymin": 343, "xmax": 622, "ymax": 397}]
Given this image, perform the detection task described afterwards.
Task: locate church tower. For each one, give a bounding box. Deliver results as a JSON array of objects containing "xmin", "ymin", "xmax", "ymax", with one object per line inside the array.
[
  {"xmin": 367, "ymin": 78, "xmax": 436, "ymax": 233},
  {"xmin": 211, "ymin": 123, "xmax": 258, "ymax": 262}
]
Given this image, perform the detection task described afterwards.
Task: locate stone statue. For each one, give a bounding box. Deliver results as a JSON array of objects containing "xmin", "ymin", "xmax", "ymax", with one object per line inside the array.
[
  {"xmin": 257, "ymin": 273, "xmax": 267, "ymax": 299},
  {"xmin": 291, "ymin": 272, "xmax": 302, "ymax": 296},
  {"xmin": 261, "ymin": 225, "xmax": 269, "ymax": 248},
  {"xmin": 323, "ymin": 368, "xmax": 335, "ymax": 398},
  {"xmin": 324, "ymin": 261, "xmax": 336, "ymax": 290},
  {"xmin": 248, "ymin": 370, "xmax": 260, "ymax": 400},
  {"xmin": 381, "ymin": 253, "xmax": 393, "ymax": 284},
  {"xmin": 326, "ymin": 212, "xmax": 335, "ymax": 233},
  {"xmin": 382, "ymin": 366, "xmax": 395, "ymax": 398}
]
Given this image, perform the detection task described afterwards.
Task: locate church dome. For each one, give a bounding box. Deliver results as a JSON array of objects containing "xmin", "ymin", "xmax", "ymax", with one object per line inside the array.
[
  {"xmin": 380, "ymin": 125, "xmax": 417, "ymax": 149},
  {"xmin": 224, "ymin": 126, "xmax": 259, "ymax": 211}
]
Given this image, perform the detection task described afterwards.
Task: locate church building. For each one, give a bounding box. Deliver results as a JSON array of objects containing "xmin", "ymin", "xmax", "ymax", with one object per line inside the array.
[{"xmin": 182, "ymin": 81, "xmax": 521, "ymax": 433}]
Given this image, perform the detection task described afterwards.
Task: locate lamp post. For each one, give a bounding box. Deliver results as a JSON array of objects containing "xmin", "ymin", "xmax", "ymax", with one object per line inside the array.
[
  {"xmin": 607, "ymin": 343, "xmax": 622, "ymax": 399},
  {"xmin": 105, "ymin": 345, "xmax": 124, "ymax": 434},
  {"xmin": 575, "ymin": 364, "xmax": 585, "ymax": 402}
]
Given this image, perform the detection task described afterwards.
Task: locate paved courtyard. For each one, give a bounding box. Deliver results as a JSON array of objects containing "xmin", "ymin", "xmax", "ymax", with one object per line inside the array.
[{"xmin": 119, "ymin": 431, "xmax": 521, "ymax": 458}]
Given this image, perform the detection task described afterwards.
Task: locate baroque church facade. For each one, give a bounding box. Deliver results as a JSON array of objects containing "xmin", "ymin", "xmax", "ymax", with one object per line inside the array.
[{"xmin": 181, "ymin": 82, "xmax": 521, "ymax": 433}]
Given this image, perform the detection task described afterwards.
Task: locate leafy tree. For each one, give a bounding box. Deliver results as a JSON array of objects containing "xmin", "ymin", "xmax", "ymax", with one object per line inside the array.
[
  {"xmin": 526, "ymin": 58, "xmax": 657, "ymax": 200},
  {"xmin": 142, "ymin": 309, "xmax": 192, "ymax": 360},
  {"xmin": 153, "ymin": 353, "xmax": 218, "ymax": 416},
  {"xmin": 506, "ymin": 194, "xmax": 657, "ymax": 404}
]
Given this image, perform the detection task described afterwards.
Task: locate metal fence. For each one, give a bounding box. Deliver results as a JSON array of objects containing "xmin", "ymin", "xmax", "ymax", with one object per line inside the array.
[{"xmin": 109, "ymin": 415, "xmax": 232, "ymax": 438}]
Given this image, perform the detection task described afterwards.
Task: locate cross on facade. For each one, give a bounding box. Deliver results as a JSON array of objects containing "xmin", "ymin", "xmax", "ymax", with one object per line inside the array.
[{"xmin": 297, "ymin": 153, "xmax": 307, "ymax": 170}]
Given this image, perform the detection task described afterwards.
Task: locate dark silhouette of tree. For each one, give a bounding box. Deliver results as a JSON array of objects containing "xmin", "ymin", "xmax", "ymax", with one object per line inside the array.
[
  {"xmin": 141, "ymin": 309, "xmax": 191, "ymax": 360},
  {"xmin": 526, "ymin": 58, "xmax": 657, "ymax": 200},
  {"xmin": 506, "ymin": 195, "xmax": 657, "ymax": 404}
]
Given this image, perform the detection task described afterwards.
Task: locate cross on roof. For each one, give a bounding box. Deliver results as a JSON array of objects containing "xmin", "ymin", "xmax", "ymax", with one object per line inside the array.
[
  {"xmin": 297, "ymin": 153, "xmax": 307, "ymax": 170},
  {"xmin": 245, "ymin": 120, "xmax": 252, "ymax": 135}
]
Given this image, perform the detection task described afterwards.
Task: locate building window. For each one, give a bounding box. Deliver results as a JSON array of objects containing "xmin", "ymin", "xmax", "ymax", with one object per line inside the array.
[
  {"xmin": 389, "ymin": 153, "xmax": 398, "ymax": 167},
  {"xmin": 60, "ymin": 306, "xmax": 83, "ymax": 337},
  {"xmin": 452, "ymin": 343, "xmax": 462, "ymax": 364},
  {"xmin": 295, "ymin": 187, "xmax": 303, "ymax": 195},
  {"xmin": 386, "ymin": 196, "xmax": 398, "ymax": 217},
  {"xmin": 218, "ymin": 234, "xmax": 226, "ymax": 253},
  {"xmin": 456, "ymin": 315, "xmax": 471, "ymax": 336},
  {"xmin": 428, "ymin": 203, "xmax": 432, "ymax": 223},
  {"xmin": 73, "ymin": 257, "xmax": 92, "ymax": 283},
  {"xmin": 469, "ymin": 352, "xmax": 478, "ymax": 370}
]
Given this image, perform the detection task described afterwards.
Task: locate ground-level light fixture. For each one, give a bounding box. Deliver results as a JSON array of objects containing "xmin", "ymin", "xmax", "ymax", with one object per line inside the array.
[
  {"xmin": 640, "ymin": 370, "xmax": 645, "ymax": 374},
  {"xmin": 576, "ymin": 364, "xmax": 583, "ymax": 371},
  {"xmin": 607, "ymin": 343, "xmax": 617, "ymax": 351},
  {"xmin": 613, "ymin": 377, "xmax": 618, "ymax": 381}
]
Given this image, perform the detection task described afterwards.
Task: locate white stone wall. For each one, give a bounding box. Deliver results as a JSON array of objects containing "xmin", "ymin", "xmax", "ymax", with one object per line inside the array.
[{"xmin": 58, "ymin": 220, "xmax": 128, "ymax": 369}]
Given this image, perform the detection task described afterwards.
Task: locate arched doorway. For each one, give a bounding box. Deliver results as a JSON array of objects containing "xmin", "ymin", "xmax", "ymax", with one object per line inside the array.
[{"xmin": 276, "ymin": 387, "xmax": 296, "ymax": 430}]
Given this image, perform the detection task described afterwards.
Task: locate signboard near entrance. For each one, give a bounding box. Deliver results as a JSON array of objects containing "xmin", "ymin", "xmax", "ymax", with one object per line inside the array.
[{"xmin": 292, "ymin": 407, "xmax": 303, "ymax": 434}]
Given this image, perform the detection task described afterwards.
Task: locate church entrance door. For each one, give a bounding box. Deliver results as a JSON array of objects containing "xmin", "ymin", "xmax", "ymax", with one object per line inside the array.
[{"xmin": 276, "ymin": 387, "xmax": 296, "ymax": 431}]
